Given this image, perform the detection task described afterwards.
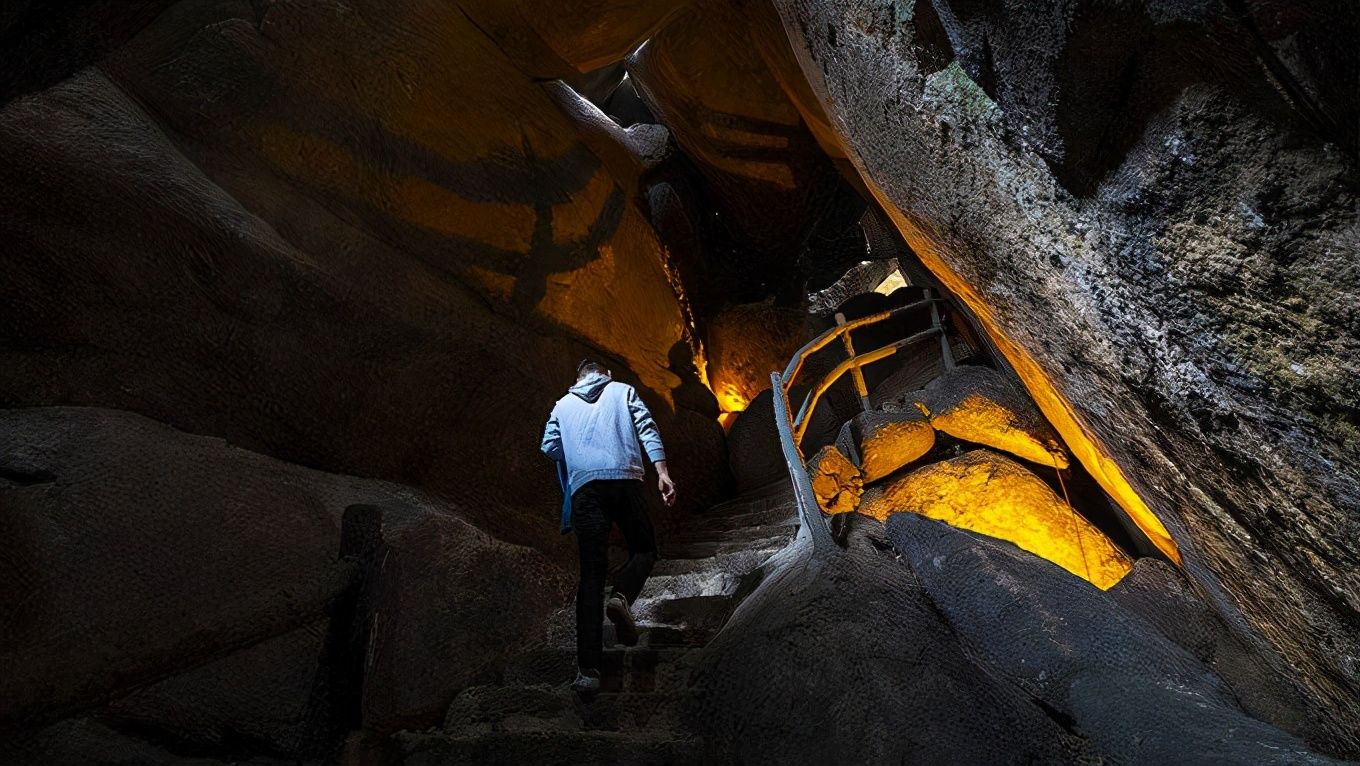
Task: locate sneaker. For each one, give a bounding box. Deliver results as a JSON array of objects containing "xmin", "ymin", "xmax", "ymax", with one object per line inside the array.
[
  {"xmin": 606, "ymin": 591, "xmax": 640, "ymax": 646},
  {"xmin": 572, "ymin": 668, "xmax": 601, "ymax": 697}
]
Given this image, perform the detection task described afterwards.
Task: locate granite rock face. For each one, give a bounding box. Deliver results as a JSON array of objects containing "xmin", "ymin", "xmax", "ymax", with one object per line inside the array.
[
  {"xmin": 0, "ymin": 0, "xmax": 728, "ymax": 555},
  {"xmin": 685, "ymin": 515, "xmax": 1341, "ymax": 763},
  {"xmin": 771, "ymin": 0, "xmax": 1360, "ymax": 748},
  {"xmin": 0, "ymin": 407, "xmax": 571, "ymax": 756}
]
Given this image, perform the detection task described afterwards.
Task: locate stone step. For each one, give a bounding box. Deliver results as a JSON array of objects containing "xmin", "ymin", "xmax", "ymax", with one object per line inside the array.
[
  {"xmin": 636, "ymin": 570, "xmax": 741, "ymax": 601},
  {"xmin": 701, "ymin": 482, "xmax": 792, "ymax": 513},
  {"xmin": 576, "ymin": 691, "xmax": 684, "ymax": 733},
  {"xmin": 501, "ymin": 645, "xmax": 697, "ymax": 693},
  {"xmin": 398, "ymin": 728, "xmax": 701, "ymax": 766},
  {"xmin": 659, "ymin": 531, "xmax": 792, "ymax": 560},
  {"xmin": 443, "ymin": 684, "xmax": 686, "ymax": 736},
  {"xmin": 688, "ymin": 497, "xmax": 798, "ymax": 531},
  {"xmin": 664, "ymin": 521, "xmax": 798, "ymax": 547},
  {"xmin": 633, "ymin": 595, "xmax": 737, "ymax": 645},
  {"xmin": 651, "ymin": 548, "xmax": 780, "ymax": 578},
  {"xmin": 689, "ymin": 510, "xmax": 800, "ymax": 534}
]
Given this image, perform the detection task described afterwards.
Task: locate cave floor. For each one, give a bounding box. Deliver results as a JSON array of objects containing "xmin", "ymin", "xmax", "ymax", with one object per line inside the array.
[{"xmin": 392, "ymin": 486, "xmax": 799, "ymax": 763}]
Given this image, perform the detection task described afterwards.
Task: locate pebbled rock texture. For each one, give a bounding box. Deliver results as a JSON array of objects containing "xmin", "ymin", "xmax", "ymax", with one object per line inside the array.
[
  {"xmin": 772, "ymin": 0, "xmax": 1360, "ymax": 750},
  {"xmin": 685, "ymin": 513, "xmax": 1345, "ymax": 763}
]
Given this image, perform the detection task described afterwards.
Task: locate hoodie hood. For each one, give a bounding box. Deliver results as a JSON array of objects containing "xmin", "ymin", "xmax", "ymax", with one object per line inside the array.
[{"xmin": 569, "ymin": 371, "xmax": 612, "ymax": 403}]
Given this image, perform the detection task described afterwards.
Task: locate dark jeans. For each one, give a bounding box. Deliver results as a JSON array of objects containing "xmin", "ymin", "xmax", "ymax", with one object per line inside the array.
[{"xmin": 572, "ymin": 478, "xmax": 656, "ymax": 670}]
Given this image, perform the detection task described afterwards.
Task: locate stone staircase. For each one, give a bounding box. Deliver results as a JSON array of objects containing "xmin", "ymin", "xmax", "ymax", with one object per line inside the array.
[{"xmin": 395, "ymin": 487, "xmax": 797, "ymax": 765}]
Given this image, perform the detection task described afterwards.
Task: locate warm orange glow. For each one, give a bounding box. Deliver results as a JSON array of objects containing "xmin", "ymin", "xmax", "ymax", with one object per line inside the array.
[
  {"xmin": 710, "ymin": 365, "xmax": 748, "ymax": 429},
  {"xmin": 676, "ymin": 290, "xmax": 740, "ymax": 428},
  {"xmin": 858, "ymin": 185, "xmax": 1182, "ymax": 565},
  {"xmin": 873, "ymin": 268, "xmax": 908, "ymax": 295},
  {"xmin": 693, "ymin": 344, "xmax": 711, "ymax": 389},
  {"xmin": 860, "ymin": 450, "xmax": 1133, "ymax": 589},
  {"xmin": 919, "ymin": 393, "xmax": 1070, "ymax": 469},
  {"xmin": 715, "ymin": 387, "xmax": 751, "ymax": 415},
  {"xmin": 808, "ymin": 445, "xmax": 863, "ymax": 514},
  {"xmin": 856, "ymin": 418, "xmax": 935, "ymax": 483}
]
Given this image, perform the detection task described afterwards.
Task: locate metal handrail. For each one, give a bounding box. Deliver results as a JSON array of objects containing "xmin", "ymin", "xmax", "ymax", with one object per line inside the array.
[
  {"xmin": 792, "ymin": 328, "xmax": 942, "ymax": 445},
  {"xmin": 770, "ymin": 369, "xmax": 835, "ymax": 553},
  {"xmin": 772, "ymin": 288, "xmax": 955, "ymax": 548},
  {"xmin": 780, "ymin": 296, "xmax": 944, "ymax": 388}
]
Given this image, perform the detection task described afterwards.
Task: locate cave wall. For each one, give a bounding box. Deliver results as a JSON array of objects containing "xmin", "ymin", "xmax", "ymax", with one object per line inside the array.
[
  {"xmin": 3, "ymin": 0, "xmax": 1358, "ymax": 758},
  {"xmin": 0, "ymin": 0, "xmax": 729, "ymax": 746},
  {"xmin": 0, "ymin": 408, "xmax": 572, "ymax": 752},
  {"xmin": 770, "ymin": 0, "xmax": 1359, "ymax": 745},
  {"xmin": 629, "ymin": 0, "xmax": 841, "ymax": 298},
  {"xmin": 0, "ymin": 0, "xmax": 728, "ymax": 554}
]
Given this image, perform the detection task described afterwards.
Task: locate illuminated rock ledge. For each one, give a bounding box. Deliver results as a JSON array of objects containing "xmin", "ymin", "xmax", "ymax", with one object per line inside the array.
[
  {"xmin": 859, "ymin": 449, "xmax": 1133, "ymax": 589},
  {"xmin": 836, "ymin": 408, "xmax": 936, "ymax": 483},
  {"xmin": 808, "ymin": 444, "xmax": 863, "ymax": 515},
  {"xmin": 917, "ymin": 365, "xmax": 1070, "ymax": 469}
]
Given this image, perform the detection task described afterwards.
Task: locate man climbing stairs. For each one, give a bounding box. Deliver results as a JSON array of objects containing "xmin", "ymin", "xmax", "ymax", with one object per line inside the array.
[{"xmin": 394, "ymin": 487, "xmax": 797, "ymax": 764}]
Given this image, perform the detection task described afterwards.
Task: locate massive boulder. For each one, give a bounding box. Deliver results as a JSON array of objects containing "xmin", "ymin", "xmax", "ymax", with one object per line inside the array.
[
  {"xmin": 0, "ymin": 407, "xmax": 571, "ymax": 755},
  {"xmin": 859, "ymin": 449, "xmax": 1132, "ymax": 590},
  {"xmin": 771, "ymin": 0, "xmax": 1360, "ymax": 745},
  {"xmin": 835, "ymin": 407, "xmax": 935, "ymax": 483},
  {"xmin": 917, "ymin": 365, "xmax": 1069, "ymax": 469},
  {"xmin": 884, "ymin": 513, "xmax": 1342, "ymax": 761},
  {"xmin": 685, "ymin": 514, "xmax": 1340, "ymax": 762}
]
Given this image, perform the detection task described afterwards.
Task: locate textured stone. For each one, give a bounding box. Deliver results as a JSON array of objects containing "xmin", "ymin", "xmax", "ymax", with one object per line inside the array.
[
  {"xmin": 918, "ymin": 365, "xmax": 1069, "ymax": 469},
  {"xmin": 682, "ymin": 521, "xmax": 1093, "ymax": 764},
  {"xmin": 772, "ymin": 0, "xmax": 1360, "ymax": 748},
  {"xmin": 806, "ymin": 444, "xmax": 861, "ymax": 515},
  {"xmin": 0, "ymin": 407, "xmax": 570, "ymax": 748},
  {"xmin": 724, "ymin": 389, "xmax": 791, "ymax": 495},
  {"xmin": 885, "ymin": 512, "xmax": 1342, "ymax": 762},
  {"xmin": 727, "ymin": 385, "xmax": 841, "ymax": 495},
  {"xmin": 835, "ymin": 407, "xmax": 935, "ymax": 483},
  {"xmin": 703, "ymin": 300, "xmax": 809, "ymax": 415},
  {"xmin": 860, "ymin": 449, "xmax": 1131, "ymax": 589},
  {"xmin": 629, "ymin": 0, "xmax": 840, "ymax": 296},
  {"xmin": 0, "ymin": 0, "xmax": 727, "ymax": 557},
  {"xmin": 3, "ymin": 0, "xmax": 1357, "ymax": 759}
]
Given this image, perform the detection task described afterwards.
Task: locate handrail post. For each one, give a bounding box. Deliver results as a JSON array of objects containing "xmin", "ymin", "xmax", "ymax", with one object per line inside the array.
[
  {"xmin": 773, "ymin": 292, "xmax": 958, "ymax": 555},
  {"xmin": 836, "ymin": 312, "xmax": 872, "ymax": 413},
  {"xmin": 771, "ymin": 371, "xmax": 834, "ymax": 553},
  {"xmin": 928, "ymin": 288, "xmax": 956, "ymax": 370}
]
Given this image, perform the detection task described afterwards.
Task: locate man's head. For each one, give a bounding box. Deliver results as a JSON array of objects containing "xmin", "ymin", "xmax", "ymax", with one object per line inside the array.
[{"xmin": 576, "ymin": 358, "xmax": 609, "ymax": 379}]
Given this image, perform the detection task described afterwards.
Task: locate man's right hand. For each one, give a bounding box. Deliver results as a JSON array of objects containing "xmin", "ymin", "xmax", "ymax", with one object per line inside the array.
[{"xmin": 655, "ymin": 460, "xmax": 677, "ymax": 507}]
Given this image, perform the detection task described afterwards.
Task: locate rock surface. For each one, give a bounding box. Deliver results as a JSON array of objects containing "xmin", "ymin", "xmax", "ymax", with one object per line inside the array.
[
  {"xmin": 630, "ymin": 0, "xmax": 841, "ymax": 298},
  {"xmin": 2, "ymin": 0, "xmax": 1357, "ymax": 760},
  {"xmin": 835, "ymin": 407, "xmax": 935, "ymax": 483},
  {"xmin": 772, "ymin": 0, "xmax": 1360, "ymax": 747},
  {"xmin": 0, "ymin": 0, "xmax": 726, "ymax": 558},
  {"xmin": 684, "ymin": 513, "xmax": 1342, "ymax": 762},
  {"xmin": 806, "ymin": 444, "xmax": 861, "ymax": 515},
  {"xmin": 859, "ymin": 449, "xmax": 1132, "ymax": 589},
  {"xmin": 918, "ymin": 365, "xmax": 1068, "ymax": 469},
  {"xmin": 0, "ymin": 407, "xmax": 571, "ymax": 754}
]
